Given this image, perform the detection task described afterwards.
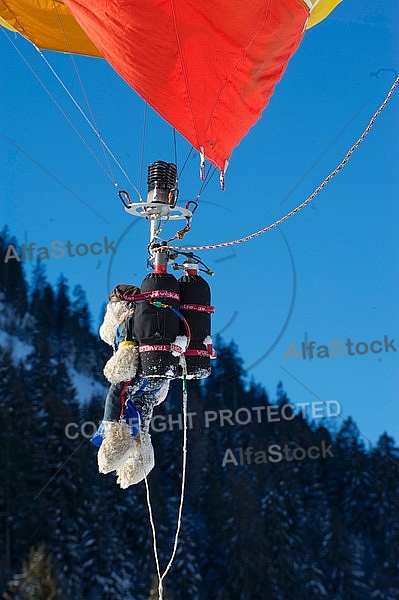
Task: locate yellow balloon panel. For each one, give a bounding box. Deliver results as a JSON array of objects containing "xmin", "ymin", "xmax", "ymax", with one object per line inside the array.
[
  {"xmin": 0, "ymin": 0, "xmax": 341, "ymax": 57},
  {"xmin": 306, "ymin": 0, "xmax": 343, "ymax": 29},
  {"xmin": 0, "ymin": 0, "xmax": 102, "ymax": 56},
  {"xmin": 0, "ymin": 14, "xmax": 17, "ymax": 31}
]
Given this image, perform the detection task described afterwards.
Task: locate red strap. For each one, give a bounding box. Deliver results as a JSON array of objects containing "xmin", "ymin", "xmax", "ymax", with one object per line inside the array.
[
  {"xmin": 185, "ymin": 349, "xmax": 209, "ymax": 357},
  {"xmin": 139, "ymin": 344, "xmax": 216, "ymax": 357},
  {"xmin": 208, "ymin": 344, "xmax": 217, "ymax": 358},
  {"xmin": 139, "ymin": 344, "xmax": 170, "ymax": 352},
  {"xmin": 139, "ymin": 343, "xmax": 185, "ymax": 354},
  {"xmin": 185, "ymin": 347, "xmax": 217, "ymax": 359},
  {"xmin": 119, "ymin": 379, "xmax": 131, "ymax": 418},
  {"xmin": 125, "ymin": 290, "xmax": 180, "ymax": 302},
  {"xmin": 180, "ymin": 303, "xmax": 215, "ymax": 313}
]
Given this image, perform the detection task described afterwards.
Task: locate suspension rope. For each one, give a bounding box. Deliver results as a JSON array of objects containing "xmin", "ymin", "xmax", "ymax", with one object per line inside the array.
[
  {"xmin": 51, "ymin": 0, "xmax": 117, "ymax": 184},
  {"xmin": 173, "ymin": 128, "xmax": 178, "ymax": 174},
  {"xmin": 161, "ymin": 358, "xmax": 189, "ymax": 582},
  {"xmin": 35, "ymin": 47, "xmax": 141, "ymax": 198},
  {"xmin": 2, "ymin": 28, "xmax": 141, "ymax": 199},
  {"xmin": 178, "ymin": 146, "xmax": 194, "ymax": 179},
  {"xmin": 3, "ymin": 29, "xmax": 117, "ymax": 186},
  {"xmin": 147, "ymin": 216, "xmax": 171, "ymax": 257},
  {"xmin": 195, "ymin": 165, "xmax": 217, "ymax": 202},
  {"xmin": 144, "ymin": 359, "xmax": 189, "ymax": 600},
  {"xmin": 139, "ymin": 102, "xmax": 148, "ymax": 198},
  {"xmin": 143, "ymin": 464, "xmax": 163, "ymax": 589},
  {"xmin": 166, "ymin": 76, "xmax": 399, "ymax": 252}
]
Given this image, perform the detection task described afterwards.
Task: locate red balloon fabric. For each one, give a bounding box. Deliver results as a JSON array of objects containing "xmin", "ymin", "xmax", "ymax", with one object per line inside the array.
[{"xmin": 64, "ymin": 0, "xmax": 309, "ymax": 171}]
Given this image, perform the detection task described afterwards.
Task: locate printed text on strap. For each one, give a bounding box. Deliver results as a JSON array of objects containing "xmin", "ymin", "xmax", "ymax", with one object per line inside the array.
[
  {"xmin": 139, "ymin": 343, "xmax": 185, "ymax": 354},
  {"xmin": 180, "ymin": 303, "xmax": 215, "ymax": 313},
  {"xmin": 125, "ymin": 290, "xmax": 180, "ymax": 302},
  {"xmin": 185, "ymin": 348, "xmax": 217, "ymax": 359}
]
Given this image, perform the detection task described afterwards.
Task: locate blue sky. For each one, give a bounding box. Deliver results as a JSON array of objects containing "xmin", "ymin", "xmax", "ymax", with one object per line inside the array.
[{"xmin": 1, "ymin": 0, "xmax": 398, "ymax": 445}]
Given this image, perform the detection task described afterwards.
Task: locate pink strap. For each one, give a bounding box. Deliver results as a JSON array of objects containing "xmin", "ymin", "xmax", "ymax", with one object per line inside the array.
[
  {"xmin": 185, "ymin": 347, "xmax": 217, "ymax": 359},
  {"xmin": 139, "ymin": 343, "xmax": 184, "ymax": 355},
  {"xmin": 180, "ymin": 303, "xmax": 215, "ymax": 313},
  {"xmin": 125, "ymin": 290, "xmax": 180, "ymax": 302}
]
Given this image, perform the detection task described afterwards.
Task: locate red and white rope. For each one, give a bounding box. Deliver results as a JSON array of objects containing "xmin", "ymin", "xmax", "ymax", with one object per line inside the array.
[{"xmin": 167, "ymin": 77, "xmax": 399, "ymax": 252}]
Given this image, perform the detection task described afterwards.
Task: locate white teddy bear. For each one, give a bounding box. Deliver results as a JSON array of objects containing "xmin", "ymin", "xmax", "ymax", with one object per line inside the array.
[{"xmin": 94, "ymin": 284, "xmax": 169, "ymax": 488}]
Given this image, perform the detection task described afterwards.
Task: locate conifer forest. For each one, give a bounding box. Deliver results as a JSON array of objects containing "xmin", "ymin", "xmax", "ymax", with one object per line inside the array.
[{"xmin": 1, "ymin": 229, "xmax": 399, "ymax": 600}]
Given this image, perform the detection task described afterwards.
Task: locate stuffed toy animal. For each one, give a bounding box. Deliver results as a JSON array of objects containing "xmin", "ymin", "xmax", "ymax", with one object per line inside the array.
[{"xmin": 93, "ymin": 284, "xmax": 170, "ymax": 488}]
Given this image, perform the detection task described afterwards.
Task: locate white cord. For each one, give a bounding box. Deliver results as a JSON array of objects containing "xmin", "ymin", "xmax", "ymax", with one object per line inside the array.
[
  {"xmin": 144, "ymin": 359, "xmax": 189, "ymax": 600},
  {"xmin": 161, "ymin": 358, "xmax": 189, "ymax": 580},
  {"xmin": 2, "ymin": 28, "xmax": 141, "ymax": 199},
  {"xmin": 34, "ymin": 47, "xmax": 142, "ymax": 199}
]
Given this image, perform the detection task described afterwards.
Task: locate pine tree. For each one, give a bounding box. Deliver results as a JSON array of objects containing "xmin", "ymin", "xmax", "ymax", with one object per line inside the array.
[
  {"xmin": 0, "ymin": 347, "xmax": 43, "ymax": 583},
  {"xmin": 29, "ymin": 262, "xmax": 55, "ymax": 335},
  {"xmin": 367, "ymin": 433, "xmax": 399, "ymax": 599},
  {"xmin": 0, "ymin": 347, "xmax": 18, "ymax": 588},
  {"xmin": 0, "ymin": 229, "xmax": 28, "ymax": 323},
  {"xmin": 69, "ymin": 284, "xmax": 96, "ymax": 373},
  {"xmin": 71, "ymin": 284, "xmax": 91, "ymax": 332},
  {"xmin": 3, "ymin": 544, "xmax": 61, "ymax": 599},
  {"xmin": 54, "ymin": 274, "xmax": 72, "ymax": 358},
  {"xmin": 3, "ymin": 230, "xmax": 399, "ymax": 599}
]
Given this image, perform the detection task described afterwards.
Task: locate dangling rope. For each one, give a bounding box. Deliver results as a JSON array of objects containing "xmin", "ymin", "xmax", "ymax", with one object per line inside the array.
[
  {"xmin": 35, "ymin": 47, "xmax": 142, "ymax": 199},
  {"xmin": 195, "ymin": 166, "xmax": 217, "ymax": 202},
  {"xmin": 139, "ymin": 103, "xmax": 148, "ymax": 198},
  {"xmin": 144, "ymin": 357, "xmax": 189, "ymax": 600},
  {"xmin": 173, "ymin": 128, "xmax": 178, "ymax": 174},
  {"xmin": 178, "ymin": 146, "xmax": 194, "ymax": 179},
  {"xmin": 52, "ymin": 0, "xmax": 118, "ymax": 185},
  {"xmin": 1, "ymin": 27, "xmax": 141, "ymax": 199},
  {"xmin": 165, "ymin": 76, "xmax": 399, "ymax": 252},
  {"xmin": 2, "ymin": 30, "xmax": 117, "ymax": 186}
]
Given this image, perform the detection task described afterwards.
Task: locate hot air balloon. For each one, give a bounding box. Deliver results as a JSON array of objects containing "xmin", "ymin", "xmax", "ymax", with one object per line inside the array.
[
  {"xmin": 1, "ymin": 0, "xmax": 350, "ymax": 476},
  {"xmin": 0, "ymin": 0, "xmax": 344, "ymax": 427},
  {"xmin": 0, "ymin": 0, "xmax": 342, "ymax": 173}
]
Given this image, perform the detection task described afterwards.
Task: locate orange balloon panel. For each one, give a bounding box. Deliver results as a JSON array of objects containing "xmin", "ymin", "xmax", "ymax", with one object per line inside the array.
[
  {"xmin": 64, "ymin": 0, "xmax": 309, "ymax": 171},
  {"xmin": 0, "ymin": 0, "xmax": 101, "ymax": 56}
]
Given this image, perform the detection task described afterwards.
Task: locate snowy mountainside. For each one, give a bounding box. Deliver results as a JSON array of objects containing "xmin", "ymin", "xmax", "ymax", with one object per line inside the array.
[
  {"xmin": 0, "ymin": 296, "xmax": 107, "ymax": 405},
  {"xmin": 68, "ymin": 365, "xmax": 107, "ymax": 405}
]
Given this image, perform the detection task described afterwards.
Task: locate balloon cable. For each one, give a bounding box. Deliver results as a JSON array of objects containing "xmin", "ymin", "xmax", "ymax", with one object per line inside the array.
[
  {"xmin": 173, "ymin": 128, "xmax": 178, "ymax": 175},
  {"xmin": 139, "ymin": 102, "xmax": 148, "ymax": 198},
  {"xmin": 35, "ymin": 47, "xmax": 142, "ymax": 199},
  {"xmin": 143, "ymin": 357, "xmax": 189, "ymax": 600},
  {"xmin": 196, "ymin": 165, "xmax": 217, "ymax": 201},
  {"xmin": 2, "ymin": 28, "xmax": 142, "ymax": 200},
  {"xmin": 178, "ymin": 146, "xmax": 194, "ymax": 179},
  {"xmin": 52, "ymin": 0, "xmax": 118, "ymax": 184},
  {"xmin": 166, "ymin": 76, "xmax": 399, "ymax": 252},
  {"xmin": 2, "ymin": 28, "xmax": 117, "ymax": 187}
]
